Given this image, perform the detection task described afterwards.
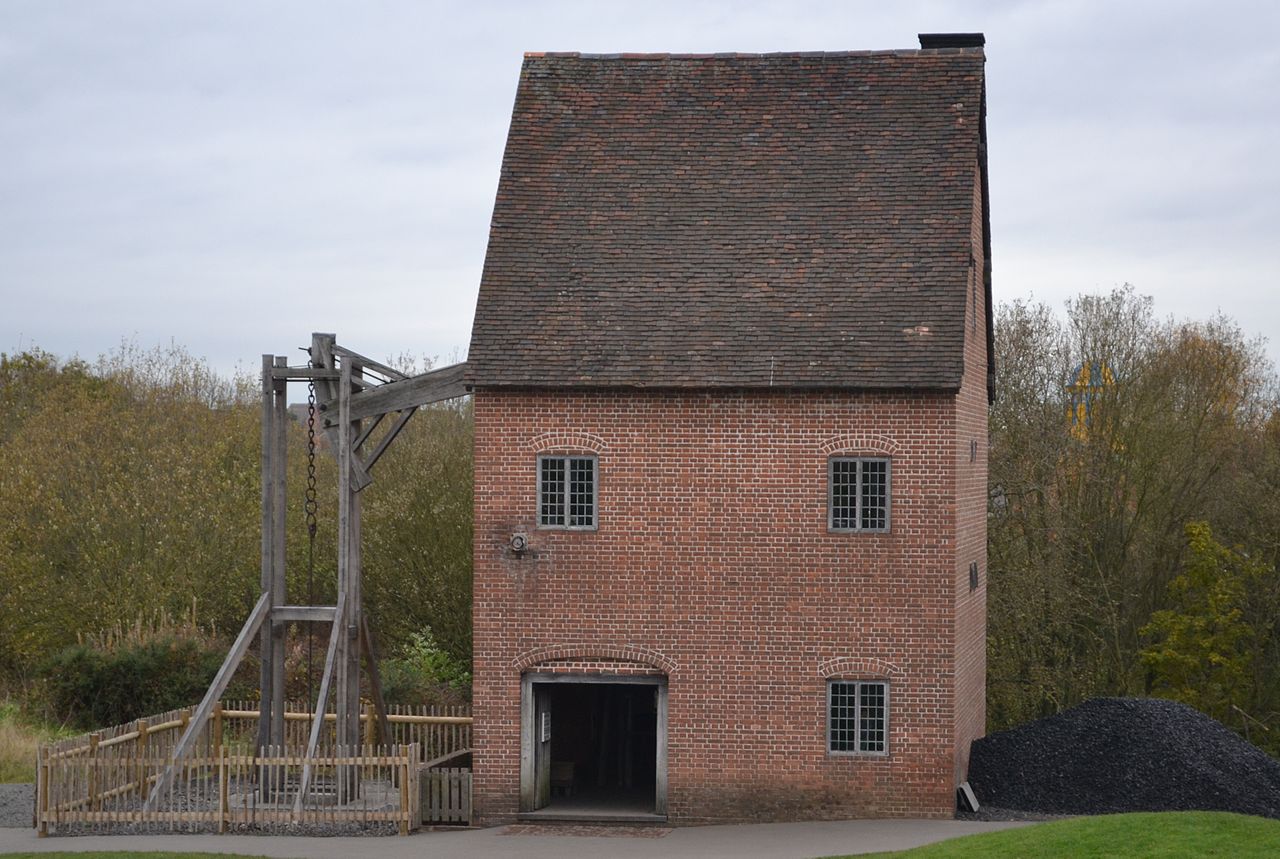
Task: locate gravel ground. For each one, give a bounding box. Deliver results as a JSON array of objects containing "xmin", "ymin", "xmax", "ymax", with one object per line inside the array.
[
  {"xmin": 0, "ymin": 784, "xmax": 34, "ymax": 828},
  {"xmin": 968, "ymin": 697, "xmax": 1280, "ymax": 818}
]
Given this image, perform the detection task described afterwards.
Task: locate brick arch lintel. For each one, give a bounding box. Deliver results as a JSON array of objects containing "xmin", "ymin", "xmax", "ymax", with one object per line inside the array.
[
  {"xmin": 819, "ymin": 656, "xmax": 903, "ymax": 680},
  {"xmin": 819, "ymin": 433, "xmax": 901, "ymax": 457},
  {"xmin": 527, "ymin": 431, "xmax": 607, "ymax": 454},
  {"xmin": 512, "ymin": 644, "xmax": 677, "ymax": 675}
]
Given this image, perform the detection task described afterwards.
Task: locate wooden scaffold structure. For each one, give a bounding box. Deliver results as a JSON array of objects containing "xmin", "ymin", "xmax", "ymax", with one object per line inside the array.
[{"xmin": 143, "ymin": 332, "xmax": 468, "ymax": 812}]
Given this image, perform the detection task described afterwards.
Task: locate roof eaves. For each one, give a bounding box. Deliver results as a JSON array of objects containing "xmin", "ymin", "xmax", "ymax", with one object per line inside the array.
[{"xmin": 522, "ymin": 48, "xmax": 981, "ymax": 61}]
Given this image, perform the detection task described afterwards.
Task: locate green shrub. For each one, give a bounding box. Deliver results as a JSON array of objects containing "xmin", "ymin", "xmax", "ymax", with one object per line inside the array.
[
  {"xmin": 38, "ymin": 636, "xmax": 224, "ymax": 729},
  {"xmin": 379, "ymin": 629, "xmax": 471, "ymax": 707}
]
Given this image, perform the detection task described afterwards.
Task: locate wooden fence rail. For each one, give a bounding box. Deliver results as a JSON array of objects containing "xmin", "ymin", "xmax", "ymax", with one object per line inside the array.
[{"xmin": 218, "ymin": 700, "xmax": 471, "ymax": 762}]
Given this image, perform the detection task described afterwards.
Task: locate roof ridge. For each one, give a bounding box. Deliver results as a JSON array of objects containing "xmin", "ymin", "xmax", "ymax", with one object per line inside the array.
[{"xmin": 523, "ymin": 48, "xmax": 982, "ymax": 60}]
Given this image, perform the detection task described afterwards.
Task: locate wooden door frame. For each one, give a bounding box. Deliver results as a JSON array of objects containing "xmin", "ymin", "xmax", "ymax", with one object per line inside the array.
[{"xmin": 519, "ymin": 672, "xmax": 668, "ymax": 815}]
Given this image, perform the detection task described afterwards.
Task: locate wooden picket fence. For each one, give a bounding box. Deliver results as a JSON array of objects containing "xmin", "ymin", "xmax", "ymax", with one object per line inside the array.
[
  {"xmin": 36, "ymin": 701, "xmax": 472, "ymax": 835},
  {"xmin": 38, "ymin": 741, "xmax": 419, "ymax": 835},
  {"xmin": 421, "ymin": 767, "xmax": 472, "ymax": 825}
]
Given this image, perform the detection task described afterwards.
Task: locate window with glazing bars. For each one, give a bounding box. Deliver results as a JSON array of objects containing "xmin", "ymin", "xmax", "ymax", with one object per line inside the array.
[
  {"xmin": 829, "ymin": 457, "xmax": 890, "ymax": 531},
  {"xmin": 538, "ymin": 455, "xmax": 597, "ymax": 528},
  {"xmin": 828, "ymin": 680, "xmax": 888, "ymax": 754}
]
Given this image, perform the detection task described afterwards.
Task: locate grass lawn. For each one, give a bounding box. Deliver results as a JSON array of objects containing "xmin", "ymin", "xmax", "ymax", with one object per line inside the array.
[{"xmin": 832, "ymin": 811, "xmax": 1280, "ymax": 858}]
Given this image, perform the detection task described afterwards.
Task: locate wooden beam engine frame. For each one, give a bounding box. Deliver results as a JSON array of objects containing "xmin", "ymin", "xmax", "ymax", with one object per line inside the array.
[{"xmin": 145, "ymin": 333, "xmax": 468, "ymax": 809}]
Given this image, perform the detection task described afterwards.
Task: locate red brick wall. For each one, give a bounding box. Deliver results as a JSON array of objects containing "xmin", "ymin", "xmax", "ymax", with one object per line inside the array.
[
  {"xmin": 472, "ymin": 387, "xmax": 976, "ymax": 823},
  {"xmin": 952, "ymin": 161, "xmax": 990, "ymax": 785}
]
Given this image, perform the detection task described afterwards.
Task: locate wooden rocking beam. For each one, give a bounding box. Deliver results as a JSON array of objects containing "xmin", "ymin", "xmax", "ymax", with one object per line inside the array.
[{"xmin": 324, "ymin": 362, "xmax": 467, "ymax": 425}]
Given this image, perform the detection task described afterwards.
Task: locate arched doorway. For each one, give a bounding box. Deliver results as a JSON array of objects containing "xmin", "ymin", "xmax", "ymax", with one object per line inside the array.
[{"xmin": 519, "ymin": 673, "xmax": 667, "ymax": 820}]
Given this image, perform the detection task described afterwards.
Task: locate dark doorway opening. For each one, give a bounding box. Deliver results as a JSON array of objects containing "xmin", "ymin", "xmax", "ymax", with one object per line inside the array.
[{"xmin": 523, "ymin": 676, "xmax": 665, "ymax": 819}]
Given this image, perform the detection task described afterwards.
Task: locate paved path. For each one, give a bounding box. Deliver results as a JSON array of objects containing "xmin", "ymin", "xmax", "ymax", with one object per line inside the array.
[{"xmin": 0, "ymin": 819, "xmax": 1030, "ymax": 858}]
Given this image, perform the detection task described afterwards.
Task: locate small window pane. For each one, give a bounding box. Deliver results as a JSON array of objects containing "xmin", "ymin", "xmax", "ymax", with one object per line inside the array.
[
  {"xmin": 860, "ymin": 460, "xmax": 888, "ymax": 531},
  {"xmin": 830, "ymin": 460, "xmax": 857, "ymax": 530},
  {"xmin": 569, "ymin": 457, "xmax": 595, "ymax": 527},
  {"xmin": 829, "ymin": 681, "xmax": 858, "ymax": 753},
  {"xmin": 540, "ymin": 458, "xmax": 565, "ymax": 526},
  {"xmin": 858, "ymin": 682, "xmax": 887, "ymax": 752}
]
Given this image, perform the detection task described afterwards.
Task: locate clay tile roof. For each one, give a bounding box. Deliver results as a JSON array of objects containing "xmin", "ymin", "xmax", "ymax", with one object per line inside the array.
[{"xmin": 468, "ymin": 46, "xmax": 988, "ymax": 390}]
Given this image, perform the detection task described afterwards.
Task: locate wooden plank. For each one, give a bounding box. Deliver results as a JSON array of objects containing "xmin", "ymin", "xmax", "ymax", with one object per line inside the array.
[
  {"xmin": 144, "ymin": 592, "xmax": 271, "ymax": 810},
  {"xmin": 324, "ymin": 362, "xmax": 468, "ymax": 425},
  {"xmin": 271, "ymin": 605, "xmax": 337, "ymax": 623},
  {"xmin": 269, "ymin": 367, "xmax": 340, "ymax": 381}
]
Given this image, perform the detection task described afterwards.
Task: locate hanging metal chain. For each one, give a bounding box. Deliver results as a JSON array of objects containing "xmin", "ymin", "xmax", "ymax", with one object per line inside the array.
[
  {"xmin": 305, "ymin": 381, "xmax": 318, "ymax": 709},
  {"xmin": 305, "ymin": 382, "xmax": 319, "ymax": 540}
]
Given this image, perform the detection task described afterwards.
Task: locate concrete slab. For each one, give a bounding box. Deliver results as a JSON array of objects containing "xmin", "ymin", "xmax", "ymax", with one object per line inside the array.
[{"xmin": 0, "ymin": 818, "xmax": 1033, "ymax": 858}]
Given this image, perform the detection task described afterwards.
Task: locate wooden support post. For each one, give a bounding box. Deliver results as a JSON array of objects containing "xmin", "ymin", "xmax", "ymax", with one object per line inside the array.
[
  {"xmin": 218, "ymin": 746, "xmax": 229, "ymax": 833},
  {"xmin": 311, "ymin": 333, "xmax": 373, "ymax": 490},
  {"xmin": 271, "ymin": 356, "xmax": 288, "ymax": 751},
  {"xmin": 364, "ymin": 703, "xmax": 377, "ymax": 747},
  {"xmin": 37, "ymin": 746, "xmax": 49, "ymax": 837},
  {"xmin": 335, "ymin": 358, "xmax": 362, "ymax": 802},
  {"xmin": 399, "ymin": 756, "xmax": 410, "ymax": 836},
  {"xmin": 135, "ymin": 719, "xmax": 149, "ymax": 798},
  {"xmin": 88, "ymin": 732, "xmax": 100, "ymax": 812},
  {"xmin": 257, "ymin": 354, "xmax": 276, "ymax": 761},
  {"xmin": 212, "ymin": 703, "xmax": 223, "ymax": 759}
]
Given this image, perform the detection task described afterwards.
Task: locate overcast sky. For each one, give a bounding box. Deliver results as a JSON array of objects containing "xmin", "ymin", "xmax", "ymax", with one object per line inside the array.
[{"xmin": 3, "ymin": 0, "xmax": 1277, "ymax": 382}]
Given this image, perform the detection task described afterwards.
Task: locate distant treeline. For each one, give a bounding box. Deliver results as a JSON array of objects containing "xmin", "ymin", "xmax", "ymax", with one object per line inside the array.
[
  {"xmin": 0, "ymin": 342, "xmax": 471, "ymax": 721},
  {"xmin": 2, "ymin": 287, "xmax": 1278, "ymax": 751},
  {"xmin": 989, "ymin": 287, "xmax": 1280, "ymax": 753}
]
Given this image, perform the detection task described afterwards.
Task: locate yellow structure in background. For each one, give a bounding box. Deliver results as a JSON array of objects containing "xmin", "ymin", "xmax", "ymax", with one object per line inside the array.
[{"xmin": 1067, "ymin": 361, "xmax": 1114, "ymax": 442}]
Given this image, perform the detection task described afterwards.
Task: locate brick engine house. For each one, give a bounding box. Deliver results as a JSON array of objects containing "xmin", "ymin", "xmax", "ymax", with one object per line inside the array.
[{"xmin": 466, "ymin": 33, "xmax": 993, "ymax": 824}]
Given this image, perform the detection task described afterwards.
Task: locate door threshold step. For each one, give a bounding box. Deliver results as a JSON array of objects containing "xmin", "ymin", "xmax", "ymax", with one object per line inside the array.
[{"xmin": 516, "ymin": 811, "xmax": 668, "ymax": 824}]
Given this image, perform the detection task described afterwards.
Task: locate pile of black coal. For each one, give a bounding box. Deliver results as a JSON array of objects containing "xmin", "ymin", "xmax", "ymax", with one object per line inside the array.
[{"xmin": 967, "ymin": 697, "xmax": 1280, "ymax": 818}]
